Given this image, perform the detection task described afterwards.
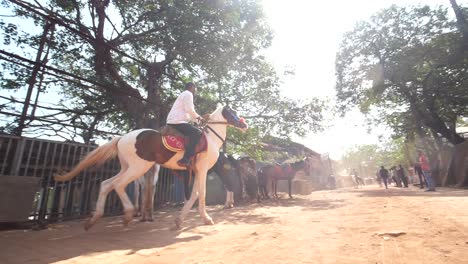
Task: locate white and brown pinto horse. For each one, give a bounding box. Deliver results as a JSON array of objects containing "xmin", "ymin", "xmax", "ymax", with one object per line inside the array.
[{"xmin": 54, "ymin": 106, "xmax": 247, "ymax": 230}]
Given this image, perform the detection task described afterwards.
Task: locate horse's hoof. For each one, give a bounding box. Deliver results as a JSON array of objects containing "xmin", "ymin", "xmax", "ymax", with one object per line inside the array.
[
  {"xmin": 175, "ymin": 217, "xmax": 183, "ymax": 229},
  {"xmin": 123, "ymin": 211, "xmax": 134, "ymax": 226},
  {"xmin": 204, "ymin": 217, "xmax": 214, "ymax": 225},
  {"xmin": 140, "ymin": 213, "xmax": 153, "ymax": 222},
  {"xmin": 84, "ymin": 219, "xmax": 94, "ymax": 231},
  {"xmin": 123, "ymin": 219, "xmax": 132, "ymax": 227}
]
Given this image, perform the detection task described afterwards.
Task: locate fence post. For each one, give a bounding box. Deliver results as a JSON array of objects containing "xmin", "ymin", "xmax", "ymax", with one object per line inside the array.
[{"xmin": 11, "ymin": 137, "xmax": 26, "ymax": 176}]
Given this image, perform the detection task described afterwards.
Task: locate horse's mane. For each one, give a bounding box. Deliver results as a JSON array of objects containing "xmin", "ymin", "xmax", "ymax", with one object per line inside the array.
[{"xmin": 209, "ymin": 106, "xmax": 224, "ymax": 120}]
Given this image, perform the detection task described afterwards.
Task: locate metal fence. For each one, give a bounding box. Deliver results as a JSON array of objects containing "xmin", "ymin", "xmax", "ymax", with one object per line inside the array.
[{"xmin": 0, "ymin": 134, "xmax": 184, "ymax": 224}]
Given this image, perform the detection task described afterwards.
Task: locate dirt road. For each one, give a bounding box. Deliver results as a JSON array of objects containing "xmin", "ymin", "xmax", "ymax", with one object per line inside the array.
[{"xmin": 1, "ymin": 186, "xmax": 467, "ymax": 264}]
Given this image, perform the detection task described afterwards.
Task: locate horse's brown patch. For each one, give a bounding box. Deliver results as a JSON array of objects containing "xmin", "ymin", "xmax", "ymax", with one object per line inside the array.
[{"xmin": 135, "ymin": 130, "xmax": 176, "ymax": 163}]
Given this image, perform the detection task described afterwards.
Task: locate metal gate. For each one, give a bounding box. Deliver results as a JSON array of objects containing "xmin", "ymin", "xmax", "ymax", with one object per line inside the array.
[{"xmin": 0, "ymin": 134, "xmax": 184, "ymax": 224}]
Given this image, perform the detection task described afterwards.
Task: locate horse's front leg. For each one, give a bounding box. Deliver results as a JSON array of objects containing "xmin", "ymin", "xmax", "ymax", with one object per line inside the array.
[
  {"xmin": 197, "ymin": 169, "xmax": 214, "ymax": 225},
  {"xmin": 271, "ymin": 179, "xmax": 278, "ymax": 198},
  {"xmin": 175, "ymin": 177, "xmax": 199, "ymax": 229},
  {"xmin": 133, "ymin": 180, "xmax": 141, "ymax": 217},
  {"xmin": 288, "ymin": 178, "xmax": 293, "ymax": 199},
  {"xmin": 223, "ymin": 190, "xmax": 231, "ymax": 209}
]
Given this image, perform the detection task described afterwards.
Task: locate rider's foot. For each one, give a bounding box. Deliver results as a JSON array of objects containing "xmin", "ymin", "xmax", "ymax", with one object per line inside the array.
[{"xmin": 177, "ymin": 158, "xmax": 191, "ymax": 167}]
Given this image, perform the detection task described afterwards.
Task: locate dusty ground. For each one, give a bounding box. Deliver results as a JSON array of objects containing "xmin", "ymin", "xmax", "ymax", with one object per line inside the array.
[{"xmin": 1, "ymin": 185, "xmax": 467, "ymax": 264}]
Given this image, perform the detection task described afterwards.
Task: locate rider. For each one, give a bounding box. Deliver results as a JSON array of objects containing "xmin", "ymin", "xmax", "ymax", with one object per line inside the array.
[{"xmin": 166, "ymin": 82, "xmax": 206, "ymax": 167}]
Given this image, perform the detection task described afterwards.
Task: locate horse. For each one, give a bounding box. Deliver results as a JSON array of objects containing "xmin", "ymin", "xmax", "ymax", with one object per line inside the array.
[
  {"xmin": 54, "ymin": 105, "xmax": 247, "ymax": 230},
  {"xmin": 236, "ymin": 156, "xmax": 260, "ymax": 202},
  {"xmin": 210, "ymin": 152, "xmax": 240, "ymax": 208},
  {"xmin": 208, "ymin": 154, "xmax": 258, "ymax": 208},
  {"xmin": 258, "ymin": 160, "xmax": 306, "ymax": 199}
]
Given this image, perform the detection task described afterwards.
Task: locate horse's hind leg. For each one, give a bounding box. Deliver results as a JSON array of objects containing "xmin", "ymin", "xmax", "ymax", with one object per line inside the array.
[
  {"xmin": 140, "ymin": 165, "xmax": 160, "ymax": 222},
  {"xmin": 85, "ymin": 176, "xmax": 118, "ymax": 231},
  {"xmin": 85, "ymin": 152, "xmax": 131, "ymax": 231},
  {"xmin": 223, "ymin": 190, "xmax": 231, "ymax": 209},
  {"xmin": 114, "ymin": 162, "xmax": 155, "ymax": 226}
]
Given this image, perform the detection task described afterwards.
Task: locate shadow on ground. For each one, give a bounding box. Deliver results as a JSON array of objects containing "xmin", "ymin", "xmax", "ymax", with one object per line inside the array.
[
  {"xmin": 0, "ymin": 201, "xmax": 282, "ymax": 264},
  {"xmin": 350, "ymin": 187, "xmax": 468, "ymax": 198},
  {"xmin": 0, "ymin": 192, "xmax": 354, "ymax": 264}
]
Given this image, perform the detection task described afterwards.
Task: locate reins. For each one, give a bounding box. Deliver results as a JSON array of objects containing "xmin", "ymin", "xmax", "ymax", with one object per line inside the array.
[{"xmin": 197, "ymin": 120, "xmax": 229, "ymax": 145}]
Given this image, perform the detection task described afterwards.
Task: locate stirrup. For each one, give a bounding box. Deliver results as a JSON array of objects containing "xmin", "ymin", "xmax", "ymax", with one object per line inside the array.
[{"xmin": 177, "ymin": 158, "xmax": 191, "ymax": 167}]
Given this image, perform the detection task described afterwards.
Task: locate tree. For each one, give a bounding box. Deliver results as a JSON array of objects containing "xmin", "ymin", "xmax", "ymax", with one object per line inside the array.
[
  {"xmin": 340, "ymin": 139, "xmax": 410, "ymax": 178},
  {"xmin": 0, "ymin": 0, "xmax": 324, "ymax": 146},
  {"xmin": 335, "ymin": 4, "xmax": 468, "ymax": 146}
]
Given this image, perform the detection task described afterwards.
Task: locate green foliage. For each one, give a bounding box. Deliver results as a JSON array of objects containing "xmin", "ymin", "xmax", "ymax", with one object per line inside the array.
[
  {"xmin": 340, "ymin": 138, "xmax": 410, "ymax": 176},
  {"xmin": 336, "ymin": 4, "xmax": 468, "ymax": 145},
  {"xmin": 0, "ymin": 0, "xmax": 325, "ymax": 148}
]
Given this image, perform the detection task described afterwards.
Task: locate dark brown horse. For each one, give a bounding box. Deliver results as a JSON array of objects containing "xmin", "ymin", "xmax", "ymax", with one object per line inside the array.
[
  {"xmin": 211, "ymin": 153, "xmax": 241, "ymax": 208},
  {"xmin": 258, "ymin": 160, "xmax": 306, "ymax": 199},
  {"xmin": 212, "ymin": 154, "xmax": 260, "ymax": 205},
  {"xmin": 235, "ymin": 156, "xmax": 260, "ymax": 202}
]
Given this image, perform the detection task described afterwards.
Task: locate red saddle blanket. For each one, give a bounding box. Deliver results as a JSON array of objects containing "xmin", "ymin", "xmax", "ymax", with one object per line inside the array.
[
  {"xmin": 273, "ymin": 164, "xmax": 294, "ymax": 179},
  {"xmin": 162, "ymin": 133, "xmax": 208, "ymax": 153}
]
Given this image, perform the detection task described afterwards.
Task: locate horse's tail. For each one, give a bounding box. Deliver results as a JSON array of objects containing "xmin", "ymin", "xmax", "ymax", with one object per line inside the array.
[{"xmin": 54, "ymin": 137, "xmax": 122, "ymax": 182}]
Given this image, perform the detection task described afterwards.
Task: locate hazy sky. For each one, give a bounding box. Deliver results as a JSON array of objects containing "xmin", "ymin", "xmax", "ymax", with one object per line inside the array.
[{"xmin": 260, "ymin": 0, "xmax": 457, "ymax": 159}]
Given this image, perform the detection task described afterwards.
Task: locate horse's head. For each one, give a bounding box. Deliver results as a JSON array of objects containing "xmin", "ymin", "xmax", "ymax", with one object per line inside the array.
[
  {"xmin": 212, "ymin": 152, "xmax": 232, "ymax": 173},
  {"xmin": 239, "ymin": 157, "xmax": 256, "ymax": 177},
  {"xmin": 293, "ymin": 160, "xmax": 306, "ymax": 171},
  {"xmin": 215, "ymin": 105, "xmax": 248, "ymax": 131}
]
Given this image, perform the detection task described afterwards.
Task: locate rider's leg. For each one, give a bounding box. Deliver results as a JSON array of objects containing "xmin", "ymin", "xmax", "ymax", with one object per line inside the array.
[{"xmin": 169, "ymin": 123, "xmax": 202, "ymax": 167}]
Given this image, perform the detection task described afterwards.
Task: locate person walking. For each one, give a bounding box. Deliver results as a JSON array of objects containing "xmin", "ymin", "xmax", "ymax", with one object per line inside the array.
[
  {"xmin": 414, "ymin": 162, "xmax": 426, "ymax": 189},
  {"xmin": 418, "ymin": 150, "xmax": 436, "ymax": 192},
  {"xmin": 397, "ymin": 164, "xmax": 408, "ymax": 188},
  {"xmin": 379, "ymin": 166, "xmax": 389, "ymax": 189}
]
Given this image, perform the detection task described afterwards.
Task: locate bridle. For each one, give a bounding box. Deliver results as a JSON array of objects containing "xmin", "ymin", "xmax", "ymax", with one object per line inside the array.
[
  {"xmin": 198, "ymin": 120, "xmax": 229, "ymax": 145},
  {"xmin": 197, "ymin": 108, "xmax": 241, "ymax": 145},
  {"xmin": 205, "ymin": 124, "xmax": 226, "ymax": 144}
]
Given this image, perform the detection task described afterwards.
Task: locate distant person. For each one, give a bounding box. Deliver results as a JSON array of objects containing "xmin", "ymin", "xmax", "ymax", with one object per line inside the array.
[
  {"xmin": 379, "ymin": 166, "xmax": 389, "ymax": 189},
  {"xmin": 327, "ymin": 174, "xmax": 336, "ymax": 189},
  {"xmin": 351, "ymin": 168, "xmax": 364, "ymax": 188},
  {"xmin": 418, "ymin": 150, "xmax": 436, "ymax": 192},
  {"xmin": 391, "ymin": 166, "xmax": 402, "ymax": 187},
  {"xmin": 375, "ymin": 170, "xmax": 382, "ymax": 187},
  {"xmin": 414, "ymin": 162, "xmax": 426, "ymax": 189},
  {"xmin": 397, "ymin": 164, "xmax": 408, "ymax": 188}
]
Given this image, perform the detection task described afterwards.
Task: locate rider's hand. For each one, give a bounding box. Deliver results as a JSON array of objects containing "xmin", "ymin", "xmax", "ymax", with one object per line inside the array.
[{"xmin": 201, "ymin": 114, "xmax": 211, "ymax": 121}]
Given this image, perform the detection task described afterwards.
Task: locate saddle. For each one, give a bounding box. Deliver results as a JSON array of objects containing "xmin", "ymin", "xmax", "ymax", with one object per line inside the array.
[
  {"xmin": 159, "ymin": 125, "xmax": 208, "ymax": 153},
  {"xmin": 159, "ymin": 125, "xmax": 208, "ymax": 189},
  {"xmin": 273, "ymin": 164, "xmax": 294, "ymax": 179}
]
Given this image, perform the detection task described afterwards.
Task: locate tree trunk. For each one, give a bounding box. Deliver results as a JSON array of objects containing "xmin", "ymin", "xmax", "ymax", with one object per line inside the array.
[
  {"xmin": 406, "ymin": 90, "xmax": 465, "ymax": 145},
  {"xmin": 450, "ymin": 0, "xmax": 468, "ymax": 54},
  {"xmin": 445, "ymin": 140, "xmax": 468, "ymax": 187}
]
